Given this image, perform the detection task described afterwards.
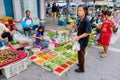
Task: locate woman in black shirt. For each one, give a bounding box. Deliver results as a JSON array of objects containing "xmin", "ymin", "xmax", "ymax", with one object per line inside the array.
[{"xmin": 74, "ymin": 5, "xmax": 91, "ymax": 73}]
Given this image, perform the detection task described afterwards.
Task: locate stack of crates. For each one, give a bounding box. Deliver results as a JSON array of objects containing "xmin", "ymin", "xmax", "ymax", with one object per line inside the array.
[{"xmin": 1, "ymin": 58, "xmax": 27, "ymax": 79}]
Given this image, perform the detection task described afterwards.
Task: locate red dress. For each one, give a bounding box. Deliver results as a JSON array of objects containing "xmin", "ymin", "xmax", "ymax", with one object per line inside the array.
[{"xmin": 99, "ymin": 20, "xmax": 112, "ymax": 46}]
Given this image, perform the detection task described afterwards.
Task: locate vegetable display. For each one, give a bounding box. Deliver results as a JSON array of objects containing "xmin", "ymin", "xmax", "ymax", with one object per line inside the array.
[
  {"xmin": 43, "ymin": 61, "xmax": 57, "ymax": 70},
  {"xmin": 47, "ymin": 31, "xmax": 56, "ymax": 37},
  {"xmin": 0, "ymin": 49, "xmax": 19, "ymax": 64}
]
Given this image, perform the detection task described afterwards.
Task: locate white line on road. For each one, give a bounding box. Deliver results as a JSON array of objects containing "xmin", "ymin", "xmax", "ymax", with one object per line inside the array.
[{"xmin": 91, "ymin": 46, "xmax": 120, "ymax": 53}]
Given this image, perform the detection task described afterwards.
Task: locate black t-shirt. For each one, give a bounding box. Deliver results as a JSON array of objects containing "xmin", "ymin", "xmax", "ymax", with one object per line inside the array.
[{"xmin": 77, "ymin": 16, "xmax": 91, "ymax": 48}]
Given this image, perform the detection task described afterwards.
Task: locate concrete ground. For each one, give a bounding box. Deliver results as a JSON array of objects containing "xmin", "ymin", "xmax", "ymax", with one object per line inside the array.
[{"xmin": 0, "ymin": 17, "xmax": 120, "ymax": 80}]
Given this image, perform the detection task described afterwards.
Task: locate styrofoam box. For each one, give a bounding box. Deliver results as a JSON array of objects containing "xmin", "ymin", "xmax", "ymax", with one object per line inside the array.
[{"xmin": 2, "ymin": 58, "xmax": 27, "ymax": 79}]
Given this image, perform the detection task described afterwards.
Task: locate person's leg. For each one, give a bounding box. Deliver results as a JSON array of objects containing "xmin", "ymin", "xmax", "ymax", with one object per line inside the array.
[
  {"xmin": 24, "ymin": 28, "xmax": 31, "ymax": 36},
  {"xmin": 75, "ymin": 48, "xmax": 85, "ymax": 72},
  {"xmin": 54, "ymin": 12, "xmax": 56, "ymax": 18},
  {"xmin": 1, "ymin": 32, "xmax": 13, "ymax": 41},
  {"xmin": 39, "ymin": 41, "xmax": 49, "ymax": 48},
  {"xmin": 104, "ymin": 46, "xmax": 108, "ymax": 55},
  {"xmin": 100, "ymin": 46, "xmax": 108, "ymax": 58}
]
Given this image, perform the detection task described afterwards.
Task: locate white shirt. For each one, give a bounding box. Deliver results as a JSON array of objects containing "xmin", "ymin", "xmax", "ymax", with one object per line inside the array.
[{"xmin": 0, "ymin": 23, "xmax": 9, "ymax": 37}]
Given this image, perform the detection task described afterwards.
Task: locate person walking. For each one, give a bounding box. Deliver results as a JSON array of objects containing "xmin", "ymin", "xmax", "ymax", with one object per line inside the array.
[
  {"xmin": 73, "ymin": 5, "xmax": 91, "ymax": 73},
  {"xmin": 52, "ymin": 3, "xmax": 57, "ymax": 19}
]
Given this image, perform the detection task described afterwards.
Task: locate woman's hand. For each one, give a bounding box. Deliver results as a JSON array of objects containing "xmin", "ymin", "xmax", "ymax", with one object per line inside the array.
[
  {"xmin": 73, "ymin": 18, "xmax": 77, "ymax": 24},
  {"xmin": 75, "ymin": 36, "xmax": 81, "ymax": 41}
]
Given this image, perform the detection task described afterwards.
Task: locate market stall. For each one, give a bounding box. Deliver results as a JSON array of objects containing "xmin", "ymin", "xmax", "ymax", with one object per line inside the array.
[
  {"xmin": 29, "ymin": 29, "xmax": 78, "ymax": 76},
  {"xmin": 0, "ymin": 45, "xmax": 28, "ymax": 78}
]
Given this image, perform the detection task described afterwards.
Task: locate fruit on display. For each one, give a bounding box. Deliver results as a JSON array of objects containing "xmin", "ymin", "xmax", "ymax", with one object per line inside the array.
[
  {"xmin": 34, "ymin": 59, "xmax": 45, "ymax": 65},
  {"xmin": 60, "ymin": 64, "xmax": 69, "ymax": 69},
  {"xmin": 48, "ymin": 52, "xmax": 57, "ymax": 57},
  {"xmin": 30, "ymin": 55, "xmax": 38, "ymax": 60},
  {"xmin": 70, "ymin": 58, "xmax": 77, "ymax": 62},
  {"xmin": 36, "ymin": 52, "xmax": 47, "ymax": 57},
  {"xmin": 54, "ymin": 67, "xmax": 64, "ymax": 73},
  {"xmin": 43, "ymin": 61, "xmax": 57, "ymax": 70},
  {"xmin": 0, "ymin": 49, "xmax": 19, "ymax": 64},
  {"xmin": 41, "ymin": 54, "xmax": 52, "ymax": 61},
  {"xmin": 66, "ymin": 61, "xmax": 74, "ymax": 65}
]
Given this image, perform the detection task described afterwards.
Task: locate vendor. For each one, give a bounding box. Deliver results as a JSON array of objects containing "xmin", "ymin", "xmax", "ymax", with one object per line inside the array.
[
  {"xmin": 32, "ymin": 25, "xmax": 49, "ymax": 48},
  {"xmin": 21, "ymin": 10, "xmax": 34, "ymax": 36},
  {"xmin": 0, "ymin": 22, "xmax": 13, "ymax": 42}
]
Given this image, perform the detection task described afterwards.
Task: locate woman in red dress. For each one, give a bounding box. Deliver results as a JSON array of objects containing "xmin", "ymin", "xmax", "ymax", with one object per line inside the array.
[{"xmin": 99, "ymin": 10, "xmax": 113, "ymax": 58}]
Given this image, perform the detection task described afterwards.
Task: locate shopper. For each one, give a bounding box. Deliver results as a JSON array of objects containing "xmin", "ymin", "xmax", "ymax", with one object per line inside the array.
[
  {"xmin": 0, "ymin": 22, "xmax": 13, "ymax": 42},
  {"xmin": 32, "ymin": 25, "xmax": 48, "ymax": 49},
  {"xmin": 52, "ymin": 3, "xmax": 57, "ymax": 19},
  {"xmin": 73, "ymin": 5, "xmax": 91, "ymax": 73},
  {"xmin": 99, "ymin": 10, "xmax": 113, "ymax": 58},
  {"xmin": 21, "ymin": 10, "xmax": 34, "ymax": 36}
]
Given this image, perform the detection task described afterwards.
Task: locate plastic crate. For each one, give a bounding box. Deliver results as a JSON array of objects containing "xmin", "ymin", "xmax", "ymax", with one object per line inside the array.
[
  {"xmin": 1, "ymin": 58, "xmax": 27, "ymax": 79},
  {"xmin": 58, "ymin": 20, "xmax": 66, "ymax": 26}
]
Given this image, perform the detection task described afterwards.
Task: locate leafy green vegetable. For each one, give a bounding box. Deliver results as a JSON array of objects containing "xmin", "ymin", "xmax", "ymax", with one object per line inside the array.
[
  {"xmin": 50, "ymin": 56, "xmax": 65, "ymax": 65},
  {"xmin": 63, "ymin": 52, "xmax": 72, "ymax": 58},
  {"xmin": 43, "ymin": 61, "xmax": 57, "ymax": 70},
  {"xmin": 47, "ymin": 31, "xmax": 56, "ymax": 37},
  {"xmin": 64, "ymin": 45, "xmax": 72, "ymax": 50},
  {"xmin": 54, "ymin": 46, "xmax": 65, "ymax": 52}
]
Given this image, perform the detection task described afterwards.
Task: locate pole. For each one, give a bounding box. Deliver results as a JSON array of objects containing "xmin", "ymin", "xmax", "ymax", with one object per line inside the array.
[
  {"xmin": 113, "ymin": 0, "xmax": 116, "ymax": 11},
  {"xmin": 92, "ymin": 0, "xmax": 95, "ymax": 17},
  {"xmin": 66, "ymin": 0, "xmax": 70, "ymax": 22}
]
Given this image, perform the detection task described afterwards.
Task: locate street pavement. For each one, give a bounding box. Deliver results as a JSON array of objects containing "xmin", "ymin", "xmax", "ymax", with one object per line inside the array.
[{"xmin": 0, "ymin": 17, "xmax": 120, "ymax": 80}]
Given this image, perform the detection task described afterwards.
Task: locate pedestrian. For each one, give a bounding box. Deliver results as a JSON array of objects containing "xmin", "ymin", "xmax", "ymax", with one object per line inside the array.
[
  {"xmin": 32, "ymin": 25, "xmax": 49, "ymax": 49},
  {"xmin": 99, "ymin": 10, "xmax": 113, "ymax": 58},
  {"xmin": 21, "ymin": 10, "xmax": 34, "ymax": 36},
  {"xmin": 73, "ymin": 5, "xmax": 91, "ymax": 73},
  {"xmin": 52, "ymin": 3, "xmax": 57, "ymax": 19},
  {"xmin": 0, "ymin": 22, "xmax": 13, "ymax": 42},
  {"xmin": 56, "ymin": 5, "xmax": 60, "ymax": 17}
]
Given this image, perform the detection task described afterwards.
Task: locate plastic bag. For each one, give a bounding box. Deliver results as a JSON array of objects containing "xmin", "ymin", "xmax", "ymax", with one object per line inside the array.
[{"xmin": 72, "ymin": 41, "xmax": 80, "ymax": 51}]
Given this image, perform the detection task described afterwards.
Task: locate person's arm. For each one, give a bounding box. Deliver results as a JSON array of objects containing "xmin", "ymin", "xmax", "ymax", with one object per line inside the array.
[
  {"xmin": 32, "ymin": 33, "xmax": 43, "ymax": 40},
  {"xmin": 29, "ymin": 19, "xmax": 34, "ymax": 27},
  {"xmin": 73, "ymin": 19, "xmax": 78, "ymax": 30}
]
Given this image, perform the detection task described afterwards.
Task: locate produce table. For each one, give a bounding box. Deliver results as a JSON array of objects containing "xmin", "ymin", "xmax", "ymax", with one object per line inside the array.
[
  {"xmin": 30, "ymin": 29, "xmax": 77, "ymax": 76},
  {"xmin": 30, "ymin": 44, "xmax": 78, "ymax": 76}
]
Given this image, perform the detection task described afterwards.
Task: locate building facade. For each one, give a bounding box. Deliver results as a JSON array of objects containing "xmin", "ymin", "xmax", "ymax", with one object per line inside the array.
[{"xmin": 0, "ymin": 0, "xmax": 45, "ymax": 22}]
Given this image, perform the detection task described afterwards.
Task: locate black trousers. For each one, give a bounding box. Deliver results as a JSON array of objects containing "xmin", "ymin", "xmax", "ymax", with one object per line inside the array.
[
  {"xmin": 1, "ymin": 32, "xmax": 13, "ymax": 41},
  {"xmin": 78, "ymin": 48, "xmax": 85, "ymax": 72}
]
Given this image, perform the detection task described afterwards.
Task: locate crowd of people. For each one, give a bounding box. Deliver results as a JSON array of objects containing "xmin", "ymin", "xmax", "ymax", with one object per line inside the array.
[{"xmin": 73, "ymin": 5, "xmax": 120, "ymax": 73}]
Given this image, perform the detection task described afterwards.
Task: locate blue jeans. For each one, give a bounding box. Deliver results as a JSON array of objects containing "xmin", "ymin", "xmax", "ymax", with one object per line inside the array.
[{"xmin": 37, "ymin": 40, "xmax": 49, "ymax": 48}]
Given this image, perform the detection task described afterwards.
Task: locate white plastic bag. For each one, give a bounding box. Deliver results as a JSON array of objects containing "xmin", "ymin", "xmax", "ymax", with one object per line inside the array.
[{"xmin": 72, "ymin": 41, "xmax": 80, "ymax": 51}]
